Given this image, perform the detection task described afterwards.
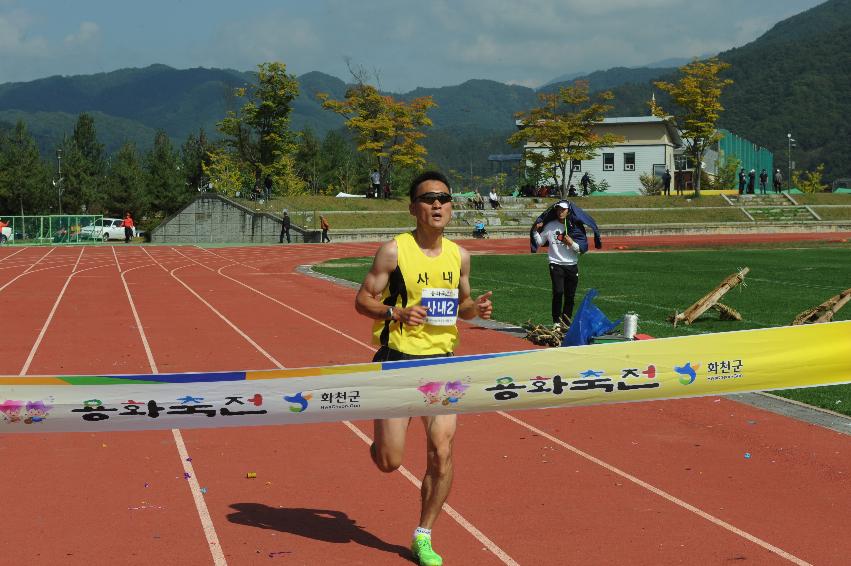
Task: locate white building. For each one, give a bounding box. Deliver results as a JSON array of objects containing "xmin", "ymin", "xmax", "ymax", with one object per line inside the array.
[{"xmin": 519, "ymin": 116, "xmax": 683, "ymax": 195}]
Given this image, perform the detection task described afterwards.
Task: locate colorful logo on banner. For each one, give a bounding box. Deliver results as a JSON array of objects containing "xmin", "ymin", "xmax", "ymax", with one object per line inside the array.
[
  {"xmin": 417, "ymin": 380, "xmax": 470, "ymax": 405},
  {"xmin": 284, "ymin": 392, "xmax": 311, "ymax": 413},
  {"xmin": 0, "ymin": 399, "xmax": 53, "ymax": 424},
  {"xmin": 674, "ymin": 362, "xmax": 700, "ymax": 385}
]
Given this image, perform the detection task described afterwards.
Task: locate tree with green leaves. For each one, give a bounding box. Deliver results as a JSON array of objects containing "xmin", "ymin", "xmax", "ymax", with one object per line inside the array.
[
  {"xmin": 146, "ymin": 131, "xmax": 185, "ymax": 215},
  {"xmin": 214, "ymin": 61, "xmax": 305, "ymax": 196},
  {"xmin": 0, "ymin": 120, "xmax": 51, "ymax": 215},
  {"xmin": 319, "ymin": 130, "xmax": 367, "ymax": 195},
  {"xmin": 61, "ymin": 113, "xmax": 107, "ymax": 213},
  {"xmin": 105, "ymin": 142, "xmax": 147, "ymax": 218},
  {"xmin": 181, "ymin": 129, "xmax": 211, "ymax": 193},
  {"xmin": 509, "ymin": 81, "xmax": 622, "ymax": 198},
  {"xmin": 318, "ymin": 75, "xmax": 436, "ymax": 195},
  {"xmin": 653, "ymin": 58, "xmax": 733, "ymax": 196},
  {"xmin": 294, "ymin": 128, "xmax": 322, "ymax": 193}
]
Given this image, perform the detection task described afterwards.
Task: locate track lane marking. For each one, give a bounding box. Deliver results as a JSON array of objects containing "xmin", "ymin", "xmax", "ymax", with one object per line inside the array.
[
  {"xmin": 343, "ymin": 421, "xmax": 520, "ymax": 566},
  {"xmin": 170, "ymin": 248, "xmax": 373, "ymax": 351},
  {"xmin": 169, "ymin": 247, "xmax": 519, "ymax": 564},
  {"xmin": 141, "ymin": 247, "xmax": 284, "ymax": 368},
  {"xmin": 0, "ymin": 247, "xmax": 26, "ymax": 263},
  {"xmin": 0, "ymin": 247, "xmax": 56, "ymax": 293},
  {"xmin": 114, "ymin": 247, "xmax": 228, "ymax": 565},
  {"xmin": 112, "ymin": 247, "xmax": 159, "ymax": 373},
  {"xmin": 19, "ymin": 247, "xmax": 85, "ymax": 375},
  {"xmin": 172, "ymin": 428, "xmax": 228, "ymax": 566},
  {"xmin": 498, "ymin": 411, "xmax": 811, "ymax": 566}
]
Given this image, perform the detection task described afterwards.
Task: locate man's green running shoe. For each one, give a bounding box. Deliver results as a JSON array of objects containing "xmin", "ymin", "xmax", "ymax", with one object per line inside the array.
[{"xmin": 411, "ymin": 534, "xmax": 443, "ymax": 566}]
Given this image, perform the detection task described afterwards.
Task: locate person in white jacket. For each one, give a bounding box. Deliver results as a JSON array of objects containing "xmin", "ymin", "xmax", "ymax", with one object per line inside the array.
[{"xmin": 533, "ymin": 201, "xmax": 581, "ymax": 329}]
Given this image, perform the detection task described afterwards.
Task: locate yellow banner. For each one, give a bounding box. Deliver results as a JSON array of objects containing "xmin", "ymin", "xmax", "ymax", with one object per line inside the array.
[{"xmin": 1, "ymin": 322, "xmax": 849, "ymax": 433}]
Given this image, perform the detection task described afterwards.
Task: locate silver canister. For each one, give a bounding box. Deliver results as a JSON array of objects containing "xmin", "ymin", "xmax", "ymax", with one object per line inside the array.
[{"xmin": 623, "ymin": 312, "xmax": 638, "ymax": 339}]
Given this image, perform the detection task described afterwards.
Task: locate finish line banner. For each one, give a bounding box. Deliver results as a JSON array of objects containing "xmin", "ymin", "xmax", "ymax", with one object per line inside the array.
[{"xmin": 1, "ymin": 322, "xmax": 849, "ymax": 433}]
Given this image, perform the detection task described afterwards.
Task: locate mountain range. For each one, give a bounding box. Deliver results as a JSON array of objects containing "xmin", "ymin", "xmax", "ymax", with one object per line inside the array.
[{"xmin": 1, "ymin": 0, "xmax": 849, "ymax": 180}]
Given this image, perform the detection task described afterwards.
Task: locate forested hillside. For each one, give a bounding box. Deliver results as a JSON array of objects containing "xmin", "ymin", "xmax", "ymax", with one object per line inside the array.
[{"xmin": 0, "ymin": 0, "xmax": 849, "ymax": 182}]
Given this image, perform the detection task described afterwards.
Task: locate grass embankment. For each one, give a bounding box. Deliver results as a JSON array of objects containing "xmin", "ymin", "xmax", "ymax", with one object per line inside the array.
[
  {"xmin": 232, "ymin": 193, "xmax": 851, "ymax": 228},
  {"xmin": 315, "ymin": 245, "xmax": 851, "ymax": 415}
]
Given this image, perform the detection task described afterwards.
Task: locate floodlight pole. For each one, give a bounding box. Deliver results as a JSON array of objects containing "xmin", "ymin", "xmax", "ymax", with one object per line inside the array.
[
  {"xmin": 786, "ymin": 133, "xmax": 794, "ymax": 191},
  {"xmin": 56, "ymin": 149, "xmax": 63, "ymax": 216}
]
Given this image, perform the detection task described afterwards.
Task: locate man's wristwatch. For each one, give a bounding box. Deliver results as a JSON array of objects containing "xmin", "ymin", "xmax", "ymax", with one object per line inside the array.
[{"xmin": 385, "ymin": 306, "xmax": 395, "ymax": 320}]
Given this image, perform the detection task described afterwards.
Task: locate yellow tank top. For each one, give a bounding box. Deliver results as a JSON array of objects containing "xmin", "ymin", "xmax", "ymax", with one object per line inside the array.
[{"xmin": 372, "ymin": 231, "xmax": 462, "ymax": 355}]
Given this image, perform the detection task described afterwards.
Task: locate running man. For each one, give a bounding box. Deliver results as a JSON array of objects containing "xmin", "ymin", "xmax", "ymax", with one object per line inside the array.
[{"xmin": 355, "ymin": 170, "xmax": 493, "ymax": 566}]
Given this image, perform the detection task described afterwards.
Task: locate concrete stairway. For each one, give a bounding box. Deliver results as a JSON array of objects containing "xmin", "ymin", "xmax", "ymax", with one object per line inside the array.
[{"xmin": 727, "ymin": 194, "xmax": 818, "ymax": 222}]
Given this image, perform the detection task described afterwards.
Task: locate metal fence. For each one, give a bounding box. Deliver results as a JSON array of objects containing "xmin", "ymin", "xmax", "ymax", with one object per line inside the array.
[{"xmin": 0, "ymin": 215, "xmax": 104, "ymax": 245}]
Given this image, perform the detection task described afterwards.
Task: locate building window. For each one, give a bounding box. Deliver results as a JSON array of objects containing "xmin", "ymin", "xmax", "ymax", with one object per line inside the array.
[
  {"xmin": 624, "ymin": 153, "xmax": 635, "ymax": 171},
  {"xmin": 603, "ymin": 153, "xmax": 614, "ymax": 171},
  {"xmin": 653, "ymin": 164, "xmax": 666, "ymax": 178},
  {"xmin": 572, "ymin": 160, "xmax": 581, "ymax": 172}
]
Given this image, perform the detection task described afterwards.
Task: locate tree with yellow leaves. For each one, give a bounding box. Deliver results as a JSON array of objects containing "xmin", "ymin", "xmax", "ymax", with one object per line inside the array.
[
  {"xmin": 317, "ymin": 76, "xmax": 435, "ymax": 196},
  {"xmin": 654, "ymin": 58, "xmax": 733, "ymax": 196},
  {"xmin": 210, "ymin": 61, "xmax": 306, "ymax": 196},
  {"xmin": 792, "ymin": 163, "xmax": 828, "ymax": 193},
  {"xmin": 509, "ymin": 81, "xmax": 622, "ymax": 198}
]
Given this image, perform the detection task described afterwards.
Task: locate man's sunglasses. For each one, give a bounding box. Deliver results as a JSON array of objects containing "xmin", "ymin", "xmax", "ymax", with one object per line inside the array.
[{"xmin": 415, "ymin": 192, "xmax": 453, "ymax": 205}]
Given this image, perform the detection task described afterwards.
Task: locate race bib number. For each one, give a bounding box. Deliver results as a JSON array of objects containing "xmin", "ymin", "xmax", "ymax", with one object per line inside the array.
[{"xmin": 422, "ymin": 288, "xmax": 459, "ymax": 326}]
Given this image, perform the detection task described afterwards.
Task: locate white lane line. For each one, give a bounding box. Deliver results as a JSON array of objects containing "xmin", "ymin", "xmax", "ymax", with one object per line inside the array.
[
  {"xmin": 0, "ymin": 247, "xmax": 26, "ymax": 263},
  {"xmin": 170, "ymin": 247, "xmax": 517, "ymax": 565},
  {"xmin": 498, "ymin": 411, "xmax": 811, "ymax": 566},
  {"xmin": 192, "ymin": 245, "xmax": 259, "ymax": 270},
  {"xmin": 142, "ymin": 247, "xmax": 285, "ymax": 369},
  {"xmin": 171, "ymin": 248, "xmax": 373, "ymax": 351},
  {"xmin": 0, "ymin": 247, "xmax": 56, "ymax": 293},
  {"xmin": 112, "ymin": 247, "xmax": 159, "ymax": 373},
  {"xmin": 172, "ymin": 428, "xmax": 228, "ymax": 566},
  {"xmin": 343, "ymin": 421, "xmax": 519, "ymax": 566},
  {"xmin": 19, "ymin": 247, "xmax": 85, "ymax": 375},
  {"xmin": 114, "ymin": 247, "xmax": 228, "ymax": 565}
]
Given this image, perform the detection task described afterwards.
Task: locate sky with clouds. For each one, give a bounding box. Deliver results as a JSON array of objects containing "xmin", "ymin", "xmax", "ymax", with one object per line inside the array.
[{"xmin": 0, "ymin": 0, "xmax": 827, "ymax": 91}]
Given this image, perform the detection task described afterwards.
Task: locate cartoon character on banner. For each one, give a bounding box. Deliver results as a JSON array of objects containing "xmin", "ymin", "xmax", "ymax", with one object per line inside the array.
[
  {"xmin": 417, "ymin": 380, "xmax": 471, "ymax": 405},
  {"xmin": 24, "ymin": 400, "xmax": 52, "ymax": 424},
  {"xmin": 0, "ymin": 400, "xmax": 25, "ymax": 423}
]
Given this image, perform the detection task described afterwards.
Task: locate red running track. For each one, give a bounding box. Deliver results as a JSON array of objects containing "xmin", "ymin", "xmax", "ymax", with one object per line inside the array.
[{"xmin": 0, "ymin": 235, "xmax": 849, "ymax": 566}]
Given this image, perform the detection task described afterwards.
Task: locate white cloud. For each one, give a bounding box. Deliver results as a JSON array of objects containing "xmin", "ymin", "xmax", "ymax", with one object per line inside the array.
[
  {"xmin": 0, "ymin": 9, "xmax": 48, "ymax": 57},
  {"xmin": 64, "ymin": 21, "xmax": 100, "ymax": 46}
]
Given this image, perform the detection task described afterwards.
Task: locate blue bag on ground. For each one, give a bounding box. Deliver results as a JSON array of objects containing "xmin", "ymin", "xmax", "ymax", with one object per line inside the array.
[{"xmin": 562, "ymin": 289, "xmax": 621, "ymax": 346}]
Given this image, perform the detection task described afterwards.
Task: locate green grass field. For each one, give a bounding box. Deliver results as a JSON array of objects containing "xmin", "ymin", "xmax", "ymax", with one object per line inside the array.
[{"xmin": 316, "ymin": 245, "xmax": 851, "ymax": 416}]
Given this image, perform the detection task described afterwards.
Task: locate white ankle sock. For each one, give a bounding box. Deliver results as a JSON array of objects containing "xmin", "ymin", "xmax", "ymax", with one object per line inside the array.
[{"xmin": 414, "ymin": 527, "xmax": 431, "ymax": 539}]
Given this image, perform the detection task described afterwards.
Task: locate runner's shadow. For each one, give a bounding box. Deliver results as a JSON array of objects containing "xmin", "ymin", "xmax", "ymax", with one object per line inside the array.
[{"xmin": 227, "ymin": 503, "xmax": 410, "ymax": 559}]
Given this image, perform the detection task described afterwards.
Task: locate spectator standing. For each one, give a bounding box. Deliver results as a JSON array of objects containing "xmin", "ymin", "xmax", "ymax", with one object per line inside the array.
[
  {"xmin": 774, "ymin": 169, "xmax": 783, "ymax": 193},
  {"xmin": 370, "ymin": 169, "xmax": 381, "ymax": 198},
  {"xmin": 580, "ymin": 172, "xmax": 590, "ymax": 196},
  {"xmin": 488, "ymin": 188, "xmax": 500, "ymax": 209},
  {"xmin": 279, "ymin": 210, "xmax": 291, "ymax": 244},
  {"xmin": 759, "ymin": 169, "xmax": 768, "ymax": 194},
  {"xmin": 661, "ymin": 169, "xmax": 672, "ymax": 196},
  {"xmin": 320, "ymin": 215, "xmax": 331, "ymax": 243},
  {"xmin": 0, "ymin": 218, "xmax": 8, "ymax": 244},
  {"xmin": 122, "ymin": 212, "xmax": 135, "ymax": 243},
  {"xmin": 264, "ymin": 175, "xmax": 273, "ymax": 200},
  {"xmin": 747, "ymin": 169, "xmax": 756, "ymax": 194},
  {"xmin": 738, "ymin": 169, "xmax": 746, "ymax": 194},
  {"xmin": 675, "ymin": 173, "xmax": 684, "ymax": 195},
  {"xmin": 533, "ymin": 201, "xmax": 581, "ymax": 329}
]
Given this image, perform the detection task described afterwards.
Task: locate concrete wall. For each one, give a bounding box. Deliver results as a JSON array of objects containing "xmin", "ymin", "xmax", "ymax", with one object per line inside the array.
[{"xmin": 151, "ymin": 193, "xmax": 317, "ymax": 244}]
